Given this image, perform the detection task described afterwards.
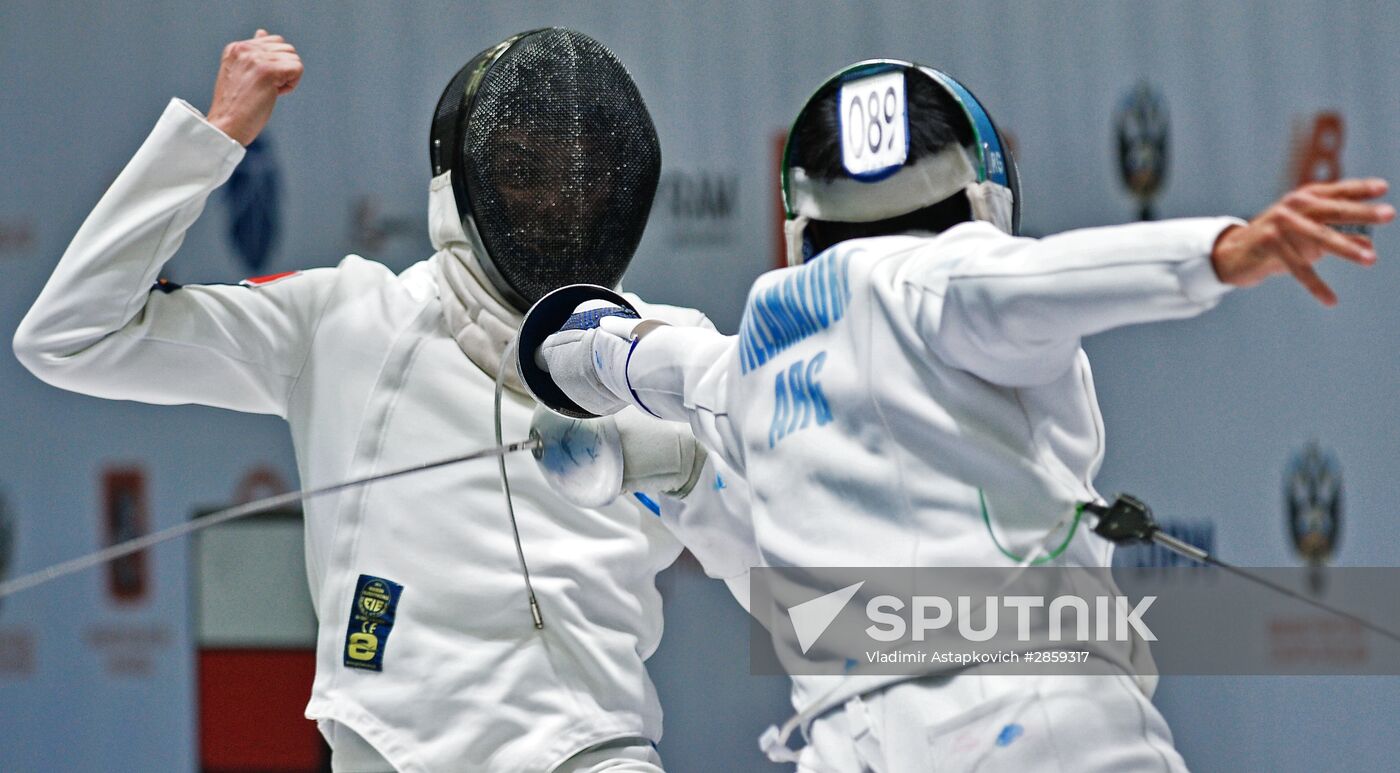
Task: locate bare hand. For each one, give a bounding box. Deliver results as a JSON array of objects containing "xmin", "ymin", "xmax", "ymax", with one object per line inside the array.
[
  {"xmin": 1211, "ymin": 178, "xmax": 1394, "ymax": 306},
  {"xmin": 206, "ymin": 29, "xmax": 303, "ymax": 146}
]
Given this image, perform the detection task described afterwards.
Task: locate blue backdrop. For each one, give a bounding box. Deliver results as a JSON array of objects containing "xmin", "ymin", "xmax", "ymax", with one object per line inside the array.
[{"xmin": 2, "ymin": 1, "xmax": 1397, "ymax": 770}]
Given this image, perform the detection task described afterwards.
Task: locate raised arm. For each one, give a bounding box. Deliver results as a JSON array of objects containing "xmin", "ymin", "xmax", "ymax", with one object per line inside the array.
[{"xmin": 12, "ymin": 31, "xmax": 325, "ymax": 416}]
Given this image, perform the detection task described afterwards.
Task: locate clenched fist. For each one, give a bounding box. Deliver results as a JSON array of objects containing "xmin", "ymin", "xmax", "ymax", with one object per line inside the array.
[
  {"xmin": 206, "ymin": 29, "xmax": 303, "ymax": 146},
  {"xmin": 1211, "ymin": 178, "xmax": 1394, "ymax": 306}
]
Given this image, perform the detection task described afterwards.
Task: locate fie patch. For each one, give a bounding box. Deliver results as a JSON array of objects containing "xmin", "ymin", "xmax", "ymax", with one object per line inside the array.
[{"xmin": 343, "ymin": 574, "xmax": 403, "ymax": 672}]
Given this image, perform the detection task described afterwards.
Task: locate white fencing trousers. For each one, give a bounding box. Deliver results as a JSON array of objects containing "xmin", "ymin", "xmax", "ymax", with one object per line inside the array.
[
  {"xmin": 324, "ymin": 721, "xmax": 662, "ymax": 772},
  {"xmin": 795, "ymin": 674, "xmax": 1188, "ymax": 773},
  {"xmin": 323, "ymin": 721, "xmax": 391, "ymax": 773},
  {"xmin": 556, "ymin": 737, "xmax": 664, "ymax": 772}
]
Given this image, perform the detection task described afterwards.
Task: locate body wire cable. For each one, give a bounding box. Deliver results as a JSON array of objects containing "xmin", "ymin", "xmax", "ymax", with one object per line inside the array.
[
  {"xmin": 0, "ymin": 437, "xmax": 540, "ymax": 600},
  {"xmin": 1083, "ymin": 495, "xmax": 1400, "ymax": 645},
  {"xmin": 496, "ymin": 336, "xmax": 546, "ymax": 629}
]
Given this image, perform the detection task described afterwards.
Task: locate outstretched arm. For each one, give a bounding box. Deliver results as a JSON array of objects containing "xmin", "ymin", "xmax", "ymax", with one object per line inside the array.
[
  {"xmin": 539, "ymin": 307, "xmax": 747, "ymax": 474},
  {"xmin": 910, "ymin": 179, "xmax": 1392, "ymax": 386},
  {"xmin": 1210, "ymin": 178, "xmax": 1391, "ymax": 305}
]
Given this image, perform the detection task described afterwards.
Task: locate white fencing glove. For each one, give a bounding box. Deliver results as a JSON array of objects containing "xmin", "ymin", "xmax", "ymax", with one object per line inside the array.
[
  {"xmin": 530, "ymin": 405, "xmax": 707, "ymax": 507},
  {"xmin": 537, "ymin": 300, "xmax": 641, "ymax": 416},
  {"xmin": 615, "ymin": 407, "xmax": 707, "ymax": 499}
]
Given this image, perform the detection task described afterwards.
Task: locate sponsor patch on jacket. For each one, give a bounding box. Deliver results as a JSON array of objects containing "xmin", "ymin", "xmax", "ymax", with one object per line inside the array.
[
  {"xmin": 240, "ymin": 270, "xmax": 301, "ymax": 287},
  {"xmin": 343, "ymin": 574, "xmax": 403, "ymax": 672}
]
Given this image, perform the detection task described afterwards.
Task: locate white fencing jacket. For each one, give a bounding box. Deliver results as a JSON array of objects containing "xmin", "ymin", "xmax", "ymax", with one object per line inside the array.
[
  {"xmin": 12, "ymin": 98, "xmax": 750, "ymax": 772},
  {"xmin": 612, "ymin": 216, "xmax": 1242, "ymax": 725}
]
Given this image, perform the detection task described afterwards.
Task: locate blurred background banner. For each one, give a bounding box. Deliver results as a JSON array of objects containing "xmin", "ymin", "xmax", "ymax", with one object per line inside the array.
[{"xmin": 2, "ymin": 1, "xmax": 1398, "ymax": 770}]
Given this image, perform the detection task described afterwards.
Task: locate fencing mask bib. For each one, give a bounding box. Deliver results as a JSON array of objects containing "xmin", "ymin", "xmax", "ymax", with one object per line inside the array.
[
  {"xmin": 431, "ymin": 29, "xmax": 662, "ymax": 312},
  {"xmin": 780, "ymin": 60, "xmax": 1020, "ymax": 266}
]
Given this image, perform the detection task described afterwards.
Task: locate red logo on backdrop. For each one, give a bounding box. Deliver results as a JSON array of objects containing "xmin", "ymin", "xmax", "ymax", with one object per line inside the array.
[
  {"xmin": 1000, "ymin": 129, "xmax": 1019, "ymax": 163},
  {"xmin": 102, "ymin": 467, "xmax": 150, "ymax": 605},
  {"xmin": 1289, "ymin": 112, "xmax": 1345, "ymax": 187},
  {"xmin": 0, "ymin": 218, "xmax": 36, "ymax": 257},
  {"xmin": 0, "ymin": 487, "xmax": 35, "ymax": 679},
  {"xmin": 234, "ymin": 465, "xmax": 290, "ymax": 504}
]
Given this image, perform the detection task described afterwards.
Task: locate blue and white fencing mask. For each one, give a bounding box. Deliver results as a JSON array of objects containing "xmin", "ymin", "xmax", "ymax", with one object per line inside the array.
[{"xmin": 780, "ymin": 60, "xmax": 1020, "ymax": 266}]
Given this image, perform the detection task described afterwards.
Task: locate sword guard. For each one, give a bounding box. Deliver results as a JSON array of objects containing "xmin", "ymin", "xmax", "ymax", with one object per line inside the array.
[
  {"xmin": 516, "ymin": 284, "xmax": 639, "ymax": 419},
  {"xmin": 1084, "ymin": 494, "xmax": 1159, "ymax": 545}
]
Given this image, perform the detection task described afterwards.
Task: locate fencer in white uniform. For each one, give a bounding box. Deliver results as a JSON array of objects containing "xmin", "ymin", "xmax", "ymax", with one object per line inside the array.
[
  {"xmin": 537, "ymin": 61, "xmax": 1392, "ymax": 771},
  {"xmin": 13, "ymin": 29, "xmax": 755, "ymax": 773}
]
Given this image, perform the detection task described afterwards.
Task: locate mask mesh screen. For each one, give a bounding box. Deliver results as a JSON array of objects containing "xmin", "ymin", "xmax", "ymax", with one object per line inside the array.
[{"xmin": 442, "ymin": 29, "xmax": 660, "ymax": 307}]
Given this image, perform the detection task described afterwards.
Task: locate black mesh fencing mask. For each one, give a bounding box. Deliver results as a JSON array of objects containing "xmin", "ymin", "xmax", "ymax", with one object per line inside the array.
[{"xmin": 431, "ymin": 29, "xmax": 662, "ymax": 313}]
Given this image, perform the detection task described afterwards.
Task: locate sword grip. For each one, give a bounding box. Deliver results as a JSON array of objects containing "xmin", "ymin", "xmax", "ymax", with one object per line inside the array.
[{"xmin": 1084, "ymin": 493, "xmax": 1159, "ymax": 545}]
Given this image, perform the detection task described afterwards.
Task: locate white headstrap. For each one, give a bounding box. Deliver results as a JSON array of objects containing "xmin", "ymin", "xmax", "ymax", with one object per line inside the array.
[
  {"xmin": 785, "ymin": 144, "xmax": 977, "ymax": 223},
  {"xmin": 783, "ymin": 144, "xmax": 1014, "ymax": 267},
  {"xmin": 964, "ymin": 178, "xmax": 1015, "ymax": 234}
]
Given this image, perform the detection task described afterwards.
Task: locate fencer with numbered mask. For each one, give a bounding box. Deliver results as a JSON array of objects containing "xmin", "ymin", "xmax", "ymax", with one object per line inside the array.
[
  {"xmin": 535, "ymin": 59, "xmax": 1393, "ymax": 772},
  {"xmin": 14, "ymin": 27, "xmax": 755, "ymax": 773}
]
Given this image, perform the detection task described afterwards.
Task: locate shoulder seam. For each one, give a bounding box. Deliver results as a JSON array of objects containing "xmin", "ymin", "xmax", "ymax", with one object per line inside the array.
[{"xmin": 285, "ymin": 264, "xmax": 349, "ymax": 402}]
